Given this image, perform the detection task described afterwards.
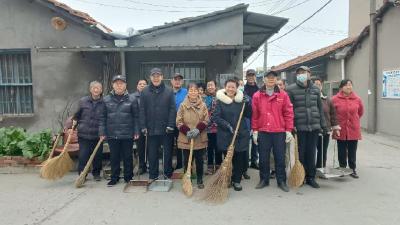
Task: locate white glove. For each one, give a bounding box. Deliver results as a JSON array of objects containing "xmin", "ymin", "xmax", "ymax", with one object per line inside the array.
[
  {"xmin": 253, "ymin": 131, "xmax": 258, "ymax": 145},
  {"xmin": 285, "ymin": 131, "xmax": 293, "ymax": 143}
]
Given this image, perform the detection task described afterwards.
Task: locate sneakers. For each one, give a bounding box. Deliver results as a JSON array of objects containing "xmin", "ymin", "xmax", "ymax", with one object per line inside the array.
[
  {"xmin": 93, "ymin": 175, "xmax": 101, "ymax": 182},
  {"xmin": 350, "ymin": 170, "xmax": 359, "ymax": 179},
  {"xmin": 242, "ymin": 172, "xmax": 251, "ymax": 180},
  {"xmin": 232, "ymin": 182, "xmax": 243, "ymax": 191},
  {"xmin": 278, "ymin": 182, "xmax": 289, "ymax": 192},
  {"xmin": 250, "ymin": 162, "xmax": 259, "ymax": 170},
  {"xmin": 255, "ymin": 180, "xmax": 269, "ymax": 189},
  {"xmin": 306, "ymin": 179, "xmax": 320, "ymax": 189},
  {"xmin": 107, "ymin": 180, "xmax": 119, "ymax": 187}
]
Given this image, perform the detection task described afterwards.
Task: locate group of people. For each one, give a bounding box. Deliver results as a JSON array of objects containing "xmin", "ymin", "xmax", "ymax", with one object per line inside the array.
[{"xmin": 72, "ymin": 65, "xmax": 364, "ymax": 193}]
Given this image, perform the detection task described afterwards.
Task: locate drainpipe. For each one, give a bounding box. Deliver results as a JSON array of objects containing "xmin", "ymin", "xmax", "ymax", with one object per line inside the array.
[
  {"xmin": 263, "ymin": 42, "xmax": 268, "ymax": 72},
  {"xmin": 120, "ymin": 51, "xmax": 126, "ymax": 75},
  {"xmin": 341, "ymin": 58, "xmax": 346, "ymax": 80},
  {"xmin": 368, "ymin": 0, "xmax": 377, "ymax": 134}
]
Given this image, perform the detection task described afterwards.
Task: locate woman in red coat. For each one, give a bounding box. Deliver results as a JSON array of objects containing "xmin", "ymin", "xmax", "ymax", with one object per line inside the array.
[{"xmin": 332, "ymin": 79, "xmax": 364, "ymax": 178}]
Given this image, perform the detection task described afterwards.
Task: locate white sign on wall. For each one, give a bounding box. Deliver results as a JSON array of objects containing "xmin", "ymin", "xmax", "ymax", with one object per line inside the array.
[{"xmin": 382, "ymin": 69, "xmax": 400, "ymax": 99}]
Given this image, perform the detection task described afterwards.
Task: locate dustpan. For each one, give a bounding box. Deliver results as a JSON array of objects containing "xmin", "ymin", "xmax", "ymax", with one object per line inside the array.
[
  {"xmin": 148, "ymin": 146, "xmax": 173, "ymax": 192},
  {"xmin": 124, "ymin": 136, "xmax": 150, "ymax": 192},
  {"xmin": 316, "ymin": 134, "xmax": 343, "ymax": 179}
]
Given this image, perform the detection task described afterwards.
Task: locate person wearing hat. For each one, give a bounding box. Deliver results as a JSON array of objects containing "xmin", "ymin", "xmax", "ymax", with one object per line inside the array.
[
  {"xmin": 286, "ymin": 66, "xmax": 327, "ymax": 188},
  {"xmin": 72, "ymin": 81, "xmax": 105, "ymax": 182},
  {"xmin": 244, "ymin": 69, "xmax": 260, "ymax": 174},
  {"xmin": 170, "ymin": 73, "xmax": 188, "ymax": 170},
  {"xmin": 139, "ymin": 68, "xmax": 176, "ymax": 181},
  {"xmin": 99, "ymin": 75, "xmax": 140, "ymax": 186},
  {"xmin": 251, "ymin": 71, "xmax": 294, "ymax": 192}
]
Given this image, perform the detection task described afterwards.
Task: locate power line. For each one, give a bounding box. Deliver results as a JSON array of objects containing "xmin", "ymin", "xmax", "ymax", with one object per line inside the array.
[
  {"xmin": 244, "ymin": 0, "xmax": 334, "ymax": 69},
  {"xmin": 271, "ymin": 0, "xmax": 312, "ymax": 15}
]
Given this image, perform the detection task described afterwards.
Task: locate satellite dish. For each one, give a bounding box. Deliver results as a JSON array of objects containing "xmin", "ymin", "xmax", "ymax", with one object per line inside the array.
[{"xmin": 51, "ymin": 17, "xmax": 67, "ymax": 31}]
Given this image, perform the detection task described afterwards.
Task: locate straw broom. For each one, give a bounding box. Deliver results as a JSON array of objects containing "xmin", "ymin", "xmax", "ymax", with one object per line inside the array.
[
  {"xmin": 182, "ymin": 139, "xmax": 195, "ymax": 197},
  {"xmin": 288, "ymin": 134, "xmax": 305, "ymax": 188},
  {"xmin": 40, "ymin": 130, "xmax": 74, "ymax": 180},
  {"xmin": 201, "ymin": 103, "xmax": 246, "ymax": 204},
  {"xmin": 75, "ymin": 137, "xmax": 104, "ymax": 188}
]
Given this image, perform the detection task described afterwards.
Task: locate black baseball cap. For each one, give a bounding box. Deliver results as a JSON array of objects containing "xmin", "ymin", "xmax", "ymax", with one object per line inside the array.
[
  {"xmin": 296, "ymin": 66, "xmax": 311, "ymax": 73},
  {"xmin": 112, "ymin": 75, "xmax": 126, "ymax": 83},
  {"xmin": 264, "ymin": 70, "xmax": 278, "ymax": 77},
  {"xmin": 150, "ymin": 67, "xmax": 163, "ymax": 76}
]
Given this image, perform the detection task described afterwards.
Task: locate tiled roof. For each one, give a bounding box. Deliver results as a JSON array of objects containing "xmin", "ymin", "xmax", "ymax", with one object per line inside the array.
[
  {"xmin": 272, "ymin": 37, "xmax": 356, "ymax": 72},
  {"xmin": 44, "ymin": 0, "xmax": 112, "ymax": 33}
]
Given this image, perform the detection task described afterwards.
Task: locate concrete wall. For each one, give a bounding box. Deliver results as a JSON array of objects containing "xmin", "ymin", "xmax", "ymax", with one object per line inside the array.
[
  {"xmin": 125, "ymin": 49, "xmax": 239, "ymax": 91},
  {"xmin": 326, "ymin": 59, "xmax": 343, "ymax": 82},
  {"xmin": 345, "ymin": 37, "xmax": 370, "ymax": 130},
  {"xmin": 349, "ymin": 0, "xmax": 385, "ymax": 37},
  {"xmin": 129, "ymin": 14, "xmax": 243, "ymax": 47},
  {"xmin": 376, "ymin": 7, "xmax": 400, "ymax": 136},
  {"xmin": 0, "ymin": 0, "xmax": 112, "ymax": 132}
]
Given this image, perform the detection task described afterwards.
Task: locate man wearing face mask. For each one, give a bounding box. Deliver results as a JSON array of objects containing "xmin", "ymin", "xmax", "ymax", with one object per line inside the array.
[{"xmin": 286, "ymin": 66, "xmax": 327, "ymax": 188}]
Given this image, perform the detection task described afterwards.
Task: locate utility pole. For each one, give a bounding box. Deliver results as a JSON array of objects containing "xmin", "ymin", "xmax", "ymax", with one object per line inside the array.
[
  {"xmin": 368, "ymin": 0, "xmax": 377, "ymax": 133},
  {"xmin": 263, "ymin": 42, "xmax": 268, "ymax": 72}
]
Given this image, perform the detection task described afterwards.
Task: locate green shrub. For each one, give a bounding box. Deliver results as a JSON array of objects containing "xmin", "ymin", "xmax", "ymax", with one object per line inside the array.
[{"xmin": 0, "ymin": 127, "xmax": 27, "ymax": 156}]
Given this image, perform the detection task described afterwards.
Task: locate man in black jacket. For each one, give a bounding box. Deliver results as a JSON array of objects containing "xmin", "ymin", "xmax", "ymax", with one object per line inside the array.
[
  {"xmin": 286, "ymin": 66, "xmax": 327, "ymax": 188},
  {"xmin": 99, "ymin": 75, "xmax": 140, "ymax": 186},
  {"xmin": 132, "ymin": 79, "xmax": 148, "ymax": 175},
  {"xmin": 73, "ymin": 81, "xmax": 104, "ymax": 181},
  {"xmin": 140, "ymin": 68, "xmax": 176, "ymax": 180}
]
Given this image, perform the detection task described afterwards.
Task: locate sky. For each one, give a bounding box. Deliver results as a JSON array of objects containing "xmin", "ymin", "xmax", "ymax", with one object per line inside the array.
[{"xmin": 59, "ymin": 0, "xmax": 349, "ymax": 69}]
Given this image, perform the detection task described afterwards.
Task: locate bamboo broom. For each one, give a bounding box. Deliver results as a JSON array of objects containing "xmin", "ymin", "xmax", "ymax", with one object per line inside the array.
[
  {"xmin": 201, "ymin": 103, "xmax": 246, "ymax": 204},
  {"xmin": 182, "ymin": 139, "xmax": 195, "ymax": 197},
  {"xmin": 75, "ymin": 137, "xmax": 104, "ymax": 188},
  {"xmin": 288, "ymin": 134, "xmax": 305, "ymax": 188},
  {"xmin": 40, "ymin": 129, "xmax": 74, "ymax": 180}
]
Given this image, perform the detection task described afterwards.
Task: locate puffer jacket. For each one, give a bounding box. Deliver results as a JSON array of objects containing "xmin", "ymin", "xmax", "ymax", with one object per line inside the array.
[
  {"xmin": 331, "ymin": 91, "xmax": 364, "ymax": 140},
  {"xmin": 176, "ymin": 96, "xmax": 209, "ymax": 150},
  {"xmin": 286, "ymin": 80, "xmax": 327, "ymax": 132},
  {"xmin": 213, "ymin": 89, "xmax": 251, "ymax": 152},
  {"xmin": 73, "ymin": 96, "xmax": 104, "ymax": 140},
  {"xmin": 321, "ymin": 93, "xmax": 339, "ymax": 130},
  {"xmin": 99, "ymin": 91, "xmax": 139, "ymax": 139},
  {"xmin": 251, "ymin": 85, "xmax": 294, "ymax": 133},
  {"xmin": 139, "ymin": 82, "xmax": 176, "ymax": 136}
]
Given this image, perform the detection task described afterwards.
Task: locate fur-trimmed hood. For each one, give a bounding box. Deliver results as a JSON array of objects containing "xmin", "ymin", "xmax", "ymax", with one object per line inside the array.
[{"xmin": 216, "ymin": 89, "xmax": 244, "ymax": 104}]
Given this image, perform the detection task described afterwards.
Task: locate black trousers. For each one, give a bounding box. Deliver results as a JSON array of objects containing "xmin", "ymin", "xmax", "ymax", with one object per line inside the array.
[
  {"xmin": 337, "ymin": 140, "xmax": 358, "ymax": 170},
  {"xmin": 78, "ymin": 137, "xmax": 103, "ymax": 176},
  {"xmin": 207, "ymin": 133, "xmax": 222, "ymax": 166},
  {"xmin": 173, "ymin": 128, "xmax": 183, "ymax": 169},
  {"xmin": 316, "ymin": 134, "xmax": 330, "ymax": 168},
  {"xmin": 182, "ymin": 149, "xmax": 205, "ymax": 181},
  {"xmin": 148, "ymin": 134, "xmax": 173, "ymax": 179},
  {"xmin": 134, "ymin": 134, "xmax": 147, "ymax": 171},
  {"xmin": 258, "ymin": 132, "xmax": 286, "ymax": 183},
  {"xmin": 222, "ymin": 150, "xmax": 247, "ymax": 183},
  {"xmin": 297, "ymin": 131, "xmax": 319, "ymax": 180},
  {"xmin": 108, "ymin": 139, "xmax": 133, "ymax": 182}
]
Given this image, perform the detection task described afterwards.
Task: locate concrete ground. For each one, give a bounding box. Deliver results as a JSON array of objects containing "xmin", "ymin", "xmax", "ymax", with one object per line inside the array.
[{"xmin": 1, "ymin": 132, "xmax": 399, "ymax": 225}]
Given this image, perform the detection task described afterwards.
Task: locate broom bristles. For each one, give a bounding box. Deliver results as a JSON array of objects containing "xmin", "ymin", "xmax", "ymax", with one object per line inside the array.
[
  {"xmin": 288, "ymin": 159, "xmax": 305, "ymax": 187},
  {"xmin": 40, "ymin": 151, "xmax": 74, "ymax": 180},
  {"xmin": 182, "ymin": 174, "xmax": 193, "ymax": 197}
]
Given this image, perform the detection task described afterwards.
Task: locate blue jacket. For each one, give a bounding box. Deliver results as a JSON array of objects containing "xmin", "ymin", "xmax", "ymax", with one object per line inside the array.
[{"xmin": 174, "ymin": 88, "xmax": 187, "ymax": 110}]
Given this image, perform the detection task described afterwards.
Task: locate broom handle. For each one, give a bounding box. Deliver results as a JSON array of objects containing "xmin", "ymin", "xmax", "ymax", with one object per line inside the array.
[
  {"xmin": 228, "ymin": 103, "xmax": 246, "ymax": 148},
  {"xmin": 80, "ymin": 137, "xmax": 104, "ymax": 178},
  {"xmin": 61, "ymin": 130, "xmax": 73, "ymax": 154},
  {"xmin": 47, "ymin": 133, "xmax": 62, "ymax": 160},
  {"xmin": 186, "ymin": 139, "xmax": 195, "ymax": 176},
  {"xmin": 294, "ymin": 134, "xmax": 299, "ymax": 161}
]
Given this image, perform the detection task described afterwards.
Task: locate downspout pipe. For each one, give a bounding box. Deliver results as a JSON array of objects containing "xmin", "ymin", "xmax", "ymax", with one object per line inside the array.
[{"xmin": 368, "ymin": 0, "xmax": 378, "ymax": 134}]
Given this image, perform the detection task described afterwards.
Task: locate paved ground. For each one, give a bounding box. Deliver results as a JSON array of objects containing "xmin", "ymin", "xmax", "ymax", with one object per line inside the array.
[{"xmin": 1, "ymin": 132, "xmax": 399, "ymax": 225}]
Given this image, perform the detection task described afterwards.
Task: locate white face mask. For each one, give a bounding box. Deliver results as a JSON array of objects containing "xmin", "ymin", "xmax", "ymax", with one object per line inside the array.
[{"xmin": 296, "ymin": 73, "xmax": 308, "ymax": 83}]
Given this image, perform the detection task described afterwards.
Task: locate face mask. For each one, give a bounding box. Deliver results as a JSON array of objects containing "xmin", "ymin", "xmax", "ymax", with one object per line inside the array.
[{"xmin": 296, "ymin": 73, "xmax": 308, "ymax": 83}]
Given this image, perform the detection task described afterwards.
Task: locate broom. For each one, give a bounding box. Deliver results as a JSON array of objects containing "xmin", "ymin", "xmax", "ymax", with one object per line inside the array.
[
  {"xmin": 201, "ymin": 103, "xmax": 246, "ymax": 204},
  {"xmin": 40, "ymin": 129, "xmax": 74, "ymax": 180},
  {"xmin": 74, "ymin": 137, "xmax": 104, "ymax": 188},
  {"xmin": 182, "ymin": 139, "xmax": 195, "ymax": 197},
  {"xmin": 288, "ymin": 134, "xmax": 305, "ymax": 188}
]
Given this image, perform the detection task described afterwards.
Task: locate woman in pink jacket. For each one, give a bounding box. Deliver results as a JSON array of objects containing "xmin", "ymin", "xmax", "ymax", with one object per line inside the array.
[
  {"xmin": 252, "ymin": 71, "xmax": 294, "ymax": 192},
  {"xmin": 332, "ymin": 79, "xmax": 364, "ymax": 178}
]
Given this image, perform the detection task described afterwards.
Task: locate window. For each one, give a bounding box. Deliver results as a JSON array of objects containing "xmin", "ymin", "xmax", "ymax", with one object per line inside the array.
[
  {"xmin": 140, "ymin": 61, "xmax": 206, "ymax": 87},
  {"xmin": 0, "ymin": 50, "xmax": 33, "ymax": 115}
]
